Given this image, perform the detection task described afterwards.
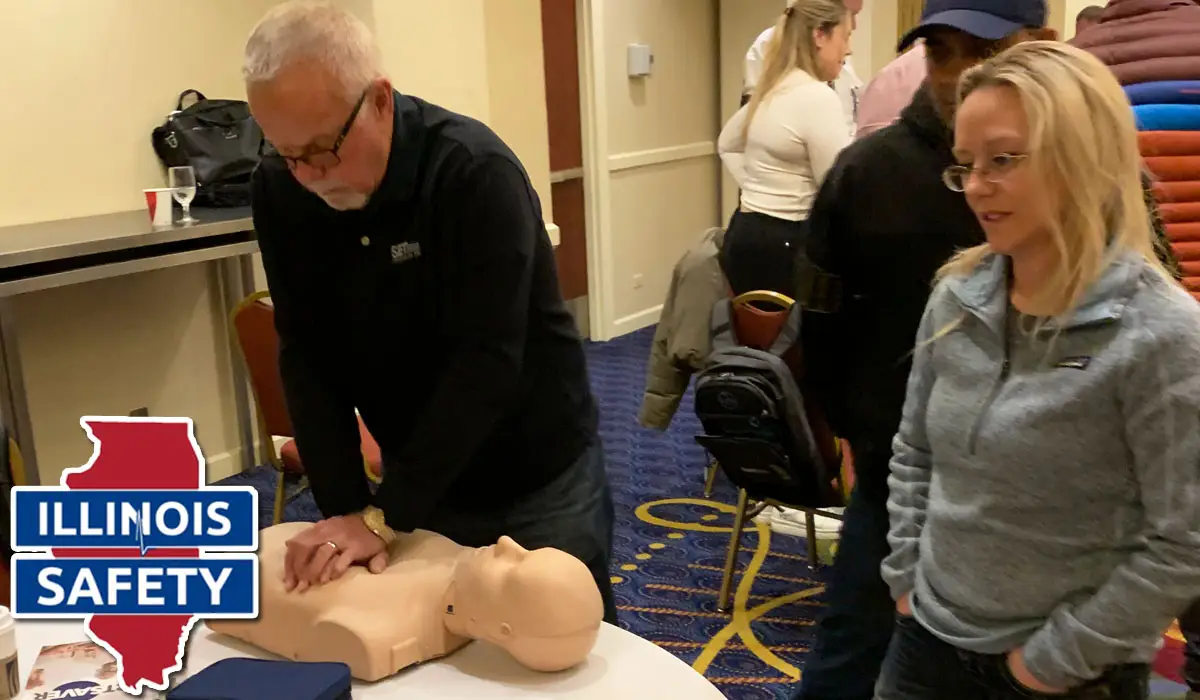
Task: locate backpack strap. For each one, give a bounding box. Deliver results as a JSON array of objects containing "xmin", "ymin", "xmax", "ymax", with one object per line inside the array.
[
  {"xmin": 709, "ymin": 299, "xmax": 738, "ymax": 353},
  {"xmin": 766, "ymin": 304, "xmax": 802, "ymax": 357}
]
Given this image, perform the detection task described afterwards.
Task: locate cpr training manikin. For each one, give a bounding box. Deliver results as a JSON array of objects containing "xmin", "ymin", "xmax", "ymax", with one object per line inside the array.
[{"xmin": 207, "ymin": 522, "xmax": 605, "ymax": 681}]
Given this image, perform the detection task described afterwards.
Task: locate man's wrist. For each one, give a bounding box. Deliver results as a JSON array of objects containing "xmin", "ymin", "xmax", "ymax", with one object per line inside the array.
[{"xmin": 360, "ymin": 505, "xmax": 396, "ymax": 545}]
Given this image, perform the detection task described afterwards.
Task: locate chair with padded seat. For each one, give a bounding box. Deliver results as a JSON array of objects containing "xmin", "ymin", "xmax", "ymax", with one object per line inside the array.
[
  {"xmin": 230, "ymin": 291, "xmax": 383, "ymax": 524},
  {"xmin": 1, "ymin": 431, "xmax": 24, "ymax": 609}
]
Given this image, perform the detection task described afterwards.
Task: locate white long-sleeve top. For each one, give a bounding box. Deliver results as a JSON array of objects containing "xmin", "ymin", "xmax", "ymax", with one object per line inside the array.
[{"xmin": 719, "ymin": 68, "xmax": 852, "ymax": 222}]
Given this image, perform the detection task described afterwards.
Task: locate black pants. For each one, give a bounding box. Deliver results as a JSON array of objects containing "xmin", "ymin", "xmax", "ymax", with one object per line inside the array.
[
  {"xmin": 720, "ymin": 209, "xmax": 809, "ymax": 298},
  {"xmin": 876, "ymin": 614, "xmax": 1150, "ymax": 699},
  {"xmin": 794, "ymin": 452, "xmax": 896, "ymax": 700},
  {"xmin": 422, "ymin": 440, "xmax": 618, "ymax": 624},
  {"xmin": 1180, "ymin": 599, "xmax": 1200, "ymax": 689}
]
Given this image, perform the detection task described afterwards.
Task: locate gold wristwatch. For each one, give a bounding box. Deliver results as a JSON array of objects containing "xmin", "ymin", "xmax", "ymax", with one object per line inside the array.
[{"xmin": 361, "ymin": 506, "xmax": 396, "ymax": 545}]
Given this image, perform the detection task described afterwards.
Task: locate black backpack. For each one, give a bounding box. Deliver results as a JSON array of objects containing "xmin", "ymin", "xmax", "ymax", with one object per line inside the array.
[
  {"xmin": 693, "ymin": 299, "xmax": 840, "ymax": 508},
  {"xmin": 151, "ymin": 89, "xmax": 265, "ymax": 208}
]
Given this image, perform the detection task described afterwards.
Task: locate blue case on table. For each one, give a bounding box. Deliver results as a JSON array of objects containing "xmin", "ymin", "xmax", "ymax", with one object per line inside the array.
[{"xmin": 166, "ymin": 658, "xmax": 352, "ymax": 700}]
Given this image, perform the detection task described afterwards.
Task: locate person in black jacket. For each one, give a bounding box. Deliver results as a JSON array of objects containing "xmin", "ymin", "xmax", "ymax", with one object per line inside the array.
[
  {"xmin": 240, "ymin": 2, "xmax": 615, "ymax": 623},
  {"xmin": 792, "ymin": 1, "xmax": 1057, "ymax": 698}
]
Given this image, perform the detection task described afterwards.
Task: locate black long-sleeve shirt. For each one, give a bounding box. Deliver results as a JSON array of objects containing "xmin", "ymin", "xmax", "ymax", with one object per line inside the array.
[{"xmin": 252, "ymin": 91, "xmax": 598, "ymax": 533}]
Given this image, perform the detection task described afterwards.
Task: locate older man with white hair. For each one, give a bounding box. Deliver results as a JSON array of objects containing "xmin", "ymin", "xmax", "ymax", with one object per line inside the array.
[{"xmin": 241, "ymin": 0, "xmax": 615, "ymax": 624}]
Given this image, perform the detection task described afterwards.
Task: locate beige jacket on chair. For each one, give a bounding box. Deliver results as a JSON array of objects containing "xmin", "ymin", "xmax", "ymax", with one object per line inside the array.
[{"xmin": 639, "ymin": 227, "xmax": 728, "ymax": 430}]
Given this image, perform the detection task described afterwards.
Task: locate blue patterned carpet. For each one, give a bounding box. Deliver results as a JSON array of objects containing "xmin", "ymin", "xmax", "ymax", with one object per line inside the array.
[{"xmin": 217, "ymin": 327, "xmax": 831, "ymax": 700}]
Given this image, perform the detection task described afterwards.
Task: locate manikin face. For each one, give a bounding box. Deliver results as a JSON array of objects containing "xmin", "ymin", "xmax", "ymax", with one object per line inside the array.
[
  {"xmin": 247, "ymin": 62, "xmax": 394, "ymax": 211},
  {"xmin": 952, "ymin": 84, "xmax": 1051, "ymax": 258},
  {"xmin": 453, "ymin": 536, "xmax": 527, "ymax": 630},
  {"xmin": 452, "ymin": 538, "xmax": 600, "ymax": 636}
]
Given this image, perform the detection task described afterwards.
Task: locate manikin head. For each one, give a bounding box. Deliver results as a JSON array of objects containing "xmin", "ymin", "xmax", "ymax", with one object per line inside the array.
[
  {"xmin": 243, "ymin": 0, "xmax": 395, "ymax": 211},
  {"xmin": 444, "ymin": 536, "xmax": 603, "ymax": 672},
  {"xmin": 897, "ymin": 0, "xmax": 1057, "ymax": 125}
]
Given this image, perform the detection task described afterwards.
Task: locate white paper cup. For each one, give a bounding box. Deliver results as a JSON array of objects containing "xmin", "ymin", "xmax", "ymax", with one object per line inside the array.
[{"xmin": 143, "ymin": 188, "xmax": 174, "ymax": 227}]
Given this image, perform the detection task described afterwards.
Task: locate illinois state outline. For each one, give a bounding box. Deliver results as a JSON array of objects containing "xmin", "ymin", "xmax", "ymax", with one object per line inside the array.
[{"xmin": 49, "ymin": 418, "xmax": 207, "ymax": 694}]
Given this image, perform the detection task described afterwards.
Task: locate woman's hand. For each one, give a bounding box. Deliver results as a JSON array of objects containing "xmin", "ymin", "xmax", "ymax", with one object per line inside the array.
[
  {"xmin": 896, "ymin": 592, "xmax": 913, "ymax": 617},
  {"xmin": 1006, "ymin": 648, "xmax": 1067, "ymax": 695}
]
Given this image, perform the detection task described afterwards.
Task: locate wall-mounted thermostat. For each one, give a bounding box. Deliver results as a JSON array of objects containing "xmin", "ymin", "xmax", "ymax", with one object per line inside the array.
[{"xmin": 627, "ymin": 43, "xmax": 653, "ymax": 77}]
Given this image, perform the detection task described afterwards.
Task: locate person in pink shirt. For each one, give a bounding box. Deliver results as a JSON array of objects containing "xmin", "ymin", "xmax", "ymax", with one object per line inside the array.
[{"xmin": 854, "ymin": 43, "xmax": 928, "ymax": 139}]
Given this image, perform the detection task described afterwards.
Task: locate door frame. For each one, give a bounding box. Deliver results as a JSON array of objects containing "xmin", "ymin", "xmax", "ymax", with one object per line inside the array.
[{"xmin": 575, "ymin": 0, "xmax": 617, "ymax": 342}]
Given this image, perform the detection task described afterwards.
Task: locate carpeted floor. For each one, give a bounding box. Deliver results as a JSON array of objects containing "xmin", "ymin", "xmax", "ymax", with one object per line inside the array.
[{"xmin": 217, "ymin": 325, "xmax": 1191, "ymax": 699}]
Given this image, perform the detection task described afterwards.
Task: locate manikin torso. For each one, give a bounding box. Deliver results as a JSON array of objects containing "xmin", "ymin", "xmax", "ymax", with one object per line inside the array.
[
  {"xmin": 208, "ymin": 522, "xmax": 471, "ymax": 681},
  {"xmin": 207, "ymin": 522, "xmax": 604, "ymax": 682}
]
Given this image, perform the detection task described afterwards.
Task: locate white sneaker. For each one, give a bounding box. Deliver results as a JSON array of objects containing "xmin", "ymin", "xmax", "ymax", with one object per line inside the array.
[
  {"xmin": 758, "ymin": 506, "xmax": 841, "ymax": 540},
  {"xmin": 771, "ymin": 506, "xmax": 844, "ymax": 536}
]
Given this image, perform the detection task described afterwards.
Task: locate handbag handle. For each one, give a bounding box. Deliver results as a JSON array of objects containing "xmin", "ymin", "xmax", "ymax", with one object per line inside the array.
[{"xmin": 176, "ymin": 89, "xmax": 208, "ymax": 111}]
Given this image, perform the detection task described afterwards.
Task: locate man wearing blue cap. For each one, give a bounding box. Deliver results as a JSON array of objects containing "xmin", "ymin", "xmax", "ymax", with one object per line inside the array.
[{"xmin": 793, "ymin": 2, "xmax": 1054, "ymax": 699}]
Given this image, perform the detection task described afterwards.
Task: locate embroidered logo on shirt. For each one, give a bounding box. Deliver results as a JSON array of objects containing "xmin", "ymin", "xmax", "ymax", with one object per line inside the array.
[
  {"xmin": 1056, "ymin": 356, "xmax": 1092, "ymax": 370},
  {"xmin": 391, "ymin": 241, "xmax": 421, "ymax": 264}
]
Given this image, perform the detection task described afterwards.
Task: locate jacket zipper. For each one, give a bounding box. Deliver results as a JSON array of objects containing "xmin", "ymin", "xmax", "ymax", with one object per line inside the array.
[{"xmin": 967, "ymin": 320, "xmax": 1011, "ymax": 455}]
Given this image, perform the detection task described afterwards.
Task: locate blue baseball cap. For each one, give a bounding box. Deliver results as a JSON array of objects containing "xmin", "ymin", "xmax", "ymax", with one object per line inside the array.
[{"xmin": 897, "ymin": 0, "xmax": 1048, "ymax": 52}]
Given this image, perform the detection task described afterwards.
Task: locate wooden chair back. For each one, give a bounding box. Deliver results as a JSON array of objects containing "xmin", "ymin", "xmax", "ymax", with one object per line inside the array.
[
  {"xmin": 730, "ymin": 290, "xmax": 794, "ymax": 351},
  {"xmin": 230, "ymin": 292, "xmax": 294, "ymax": 440}
]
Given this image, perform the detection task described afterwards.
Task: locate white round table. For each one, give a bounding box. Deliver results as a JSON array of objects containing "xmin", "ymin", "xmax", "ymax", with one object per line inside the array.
[{"xmin": 16, "ymin": 620, "xmax": 726, "ymax": 699}]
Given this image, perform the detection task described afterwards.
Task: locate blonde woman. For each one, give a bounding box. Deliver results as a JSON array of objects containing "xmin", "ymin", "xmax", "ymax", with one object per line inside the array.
[
  {"xmin": 877, "ymin": 42, "xmax": 1200, "ymax": 699},
  {"xmin": 717, "ymin": 0, "xmax": 852, "ymax": 296}
]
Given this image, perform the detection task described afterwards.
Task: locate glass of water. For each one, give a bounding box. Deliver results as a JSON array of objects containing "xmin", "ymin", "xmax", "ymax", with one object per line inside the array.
[{"xmin": 169, "ymin": 166, "xmax": 198, "ymax": 225}]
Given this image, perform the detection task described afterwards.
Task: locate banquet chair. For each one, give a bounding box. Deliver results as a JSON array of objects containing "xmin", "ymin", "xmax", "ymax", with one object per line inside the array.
[
  {"xmin": 230, "ymin": 291, "xmax": 382, "ymax": 524},
  {"xmin": 0, "ymin": 434, "xmax": 24, "ymax": 609},
  {"xmin": 698, "ymin": 290, "xmax": 849, "ymax": 611}
]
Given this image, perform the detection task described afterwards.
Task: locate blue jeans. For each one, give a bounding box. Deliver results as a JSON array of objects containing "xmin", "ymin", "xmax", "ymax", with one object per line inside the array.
[
  {"xmin": 795, "ymin": 470, "xmax": 896, "ymax": 700},
  {"xmin": 422, "ymin": 440, "xmax": 617, "ymax": 624},
  {"xmin": 876, "ymin": 614, "xmax": 1150, "ymax": 699}
]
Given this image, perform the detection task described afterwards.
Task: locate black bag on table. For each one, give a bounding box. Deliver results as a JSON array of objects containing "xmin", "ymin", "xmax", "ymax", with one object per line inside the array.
[{"xmin": 151, "ymin": 89, "xmax": 265, "ymax": 208}]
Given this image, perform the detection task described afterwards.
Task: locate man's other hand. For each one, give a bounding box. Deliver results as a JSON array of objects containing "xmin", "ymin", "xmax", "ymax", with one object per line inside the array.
[{"xmin": 282, "ymin": 514, "xmax": 388, "ymax": 592}]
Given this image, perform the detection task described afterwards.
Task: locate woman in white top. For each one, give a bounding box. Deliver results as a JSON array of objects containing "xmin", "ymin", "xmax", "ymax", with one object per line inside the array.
[{"xmin": 718, "ymin": 0, "xmax": 853, "ymax": 296}]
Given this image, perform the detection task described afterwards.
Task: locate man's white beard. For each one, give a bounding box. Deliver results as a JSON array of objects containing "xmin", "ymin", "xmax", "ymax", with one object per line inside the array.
[{"xmin": 308, "ymin": 181, "xmax": 369, "ymax": 211}]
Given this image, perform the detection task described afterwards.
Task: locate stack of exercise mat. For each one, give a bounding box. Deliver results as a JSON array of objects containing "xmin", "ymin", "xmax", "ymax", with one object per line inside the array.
[
  {"xmin": 1131, "ymin": 83, "xmax": 1200, "ymax": 299},
  {"xmin": 1073, "ymin": 0, "xmax": 1200, "ymax": 300}
]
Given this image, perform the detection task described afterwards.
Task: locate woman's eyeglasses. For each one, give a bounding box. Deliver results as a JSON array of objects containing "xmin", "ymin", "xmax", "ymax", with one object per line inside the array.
[{"xmin": 942, "ymin": 153, "xmax": 1029, "ymax": 192}]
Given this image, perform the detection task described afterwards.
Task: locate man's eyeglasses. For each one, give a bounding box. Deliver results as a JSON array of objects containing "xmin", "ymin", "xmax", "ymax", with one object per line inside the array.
[
  {"xmin": 264, "ymin": 88, "xmax": 369, "ymax": 172},
  {"xmin": 943, "ymin": 153, "xmax": 1029, "ymax": 192}
]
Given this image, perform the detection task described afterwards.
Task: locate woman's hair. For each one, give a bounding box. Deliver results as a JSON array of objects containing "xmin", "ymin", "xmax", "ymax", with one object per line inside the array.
[
  {"xmin": 743, "ymin": 0, "xmax": 848, "ymax": 138},
  {"xmin": 936, "ymin": 41, "xmax": 1176, "ymax": 318}
]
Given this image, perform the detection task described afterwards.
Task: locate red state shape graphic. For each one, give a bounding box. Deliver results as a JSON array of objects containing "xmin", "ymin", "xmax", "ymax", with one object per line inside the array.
[{"xmin": 49, "ymin": 418, "xmax": 206, "ymax": 693}]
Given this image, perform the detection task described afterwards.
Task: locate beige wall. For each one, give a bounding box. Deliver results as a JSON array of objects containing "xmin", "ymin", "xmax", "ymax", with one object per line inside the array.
[
  {"xmin": 371, "ymin": 0, "xmax": 553, "ymax": 220},
  {"xmin": 0, "ymin": 0, "xmax": 553, "ymax": 485},
  {"xmin": 583, "ymin": 0, "xmax": 722, "ymax": 340},
  {"xmin": 0, "ymin": 0, "xmax": 280, "ymax": 485}
]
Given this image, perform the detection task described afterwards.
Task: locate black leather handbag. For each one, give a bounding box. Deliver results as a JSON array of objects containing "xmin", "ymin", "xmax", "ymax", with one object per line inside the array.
[{"xmin": 151, "ymin": 89, "xmax": 265, "ymax": 207}]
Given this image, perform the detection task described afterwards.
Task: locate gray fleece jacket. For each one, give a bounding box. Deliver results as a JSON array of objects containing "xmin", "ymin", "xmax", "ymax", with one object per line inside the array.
[{"xmin": 882, "ymin": 249, "xmax": 1200, "ymax": 690}]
